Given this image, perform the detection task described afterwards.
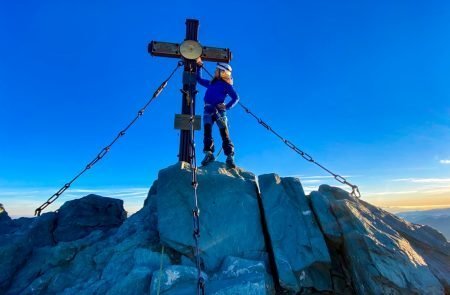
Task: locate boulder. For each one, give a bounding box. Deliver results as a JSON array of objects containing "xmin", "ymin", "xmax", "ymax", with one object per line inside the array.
[
  {"xmin": 53, "ymin": 194, "xmax": 127, "ymax": 242},
  {"xmin": 258, "ymin": 174, "xmax": 332, "ymax": 293},
  {"xmin": 155, "ymin": 162, "xmax": 268, "ymax": 271}
]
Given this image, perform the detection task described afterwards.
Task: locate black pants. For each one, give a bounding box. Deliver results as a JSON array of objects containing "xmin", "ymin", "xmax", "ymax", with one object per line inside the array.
[{"xmin": 203, "ymin": 124, "xmax": 235, "ymax": 156}]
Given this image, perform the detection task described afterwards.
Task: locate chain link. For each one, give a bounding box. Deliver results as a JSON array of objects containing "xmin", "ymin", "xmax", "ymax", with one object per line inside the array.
[
  {"xmin": 200, "ymin": 65, "xmax": 361, "ymax": 199},
  {"xmin": 241, "ymin": 103, "xmax": 361, "ymax": 198},
  {"xmin": 183, "ymin": 74, "xmax": 206, "ymax": 294},
  {"xmin": 34, "ymin": 62, "xmax": 183, "ymax": 216}
]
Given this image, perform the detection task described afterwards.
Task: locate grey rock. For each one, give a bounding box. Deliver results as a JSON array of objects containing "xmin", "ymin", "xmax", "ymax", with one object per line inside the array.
[
  {"xmin": 54, "ymin": 194, "xmax": 126, "ymax": 242},
  {"xmin": 2, "ymin": 163, "xmax": 449, "ymax": 295},
  {"xmin": 312, "ymin": 185, "xmax": 445, "ymax": 295},
  {"xmin": 156, "ymin": 162, "xmax": 267, "ymax": 271},
  {"xmin": 3, "ymin": 195, "xmax": 164, "ymax": 295},
  {"xmin": 0, "ymin": 212, "xmax": 57, "ymax": 291},
  {"xmin": 366, "ymin": 202, "xmax": 450, "ymax": 293},
  {"xmin": 258, "ymin": 174, "xmax": 332, "ymax": 293},
  {"xmin": 310, "ymin": 191, "xmax": 342, "ymax": 244}
]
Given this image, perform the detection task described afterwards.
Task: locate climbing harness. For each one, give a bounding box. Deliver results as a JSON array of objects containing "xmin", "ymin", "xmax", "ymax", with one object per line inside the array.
[
  {"xmin": 33, "ymin": 62, "xmax": 184, "ymax": 216},
  {"xmin": 183, "ymin": 65, "xmax": 206, "ymax": 294},
  {"xmin": 200, "ymin": 65, "xmax": 361, "ymax": 198}
]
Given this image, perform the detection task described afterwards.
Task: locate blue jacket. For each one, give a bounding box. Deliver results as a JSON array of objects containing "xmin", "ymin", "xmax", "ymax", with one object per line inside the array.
[{"xmin": 196, "ymin": 68, "xmax": 240, "ymax": 112}]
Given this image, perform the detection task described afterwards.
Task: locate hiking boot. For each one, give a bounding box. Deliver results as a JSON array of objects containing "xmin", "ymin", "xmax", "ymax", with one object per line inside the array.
[
  {"xmin": 201, "ymin": 151, "xmax": 215, "ymax": 166},
  {"xmin": 226, "ymin": 155, "xmax": 236, "ymax": 169}
]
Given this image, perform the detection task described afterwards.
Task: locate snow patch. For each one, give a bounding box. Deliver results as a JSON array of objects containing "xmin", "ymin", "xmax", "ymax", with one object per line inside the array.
[{"xmin": 165, "ymin": 269, "xmax": 181, "ymax": 286}]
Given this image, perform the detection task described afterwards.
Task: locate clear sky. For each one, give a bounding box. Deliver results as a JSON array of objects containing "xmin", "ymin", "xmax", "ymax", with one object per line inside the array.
[{"xmin": 1, "ymin": 0, "xmax": 449, "ymax": 217}]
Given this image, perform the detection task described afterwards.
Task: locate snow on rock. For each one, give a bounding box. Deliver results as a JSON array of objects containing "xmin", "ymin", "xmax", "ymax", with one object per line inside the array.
[
  {"xmin": 207, "ymin": 256, "xmax": 274, "ymax": 294},
  {"xmin": 149, "ymin": 265, "xmax": 201, "ymax": 294}
]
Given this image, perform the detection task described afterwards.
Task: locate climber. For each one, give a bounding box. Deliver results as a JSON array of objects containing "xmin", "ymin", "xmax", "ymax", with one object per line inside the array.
[{"xmin": 196, "ymin": 57, "xmax": 240, "ymax": 169}]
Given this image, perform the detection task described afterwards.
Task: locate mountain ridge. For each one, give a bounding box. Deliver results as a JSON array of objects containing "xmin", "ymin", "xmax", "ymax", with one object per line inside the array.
[{"xmin": 1, "ymin": 162, "xmax": 449, "ymax": 294}]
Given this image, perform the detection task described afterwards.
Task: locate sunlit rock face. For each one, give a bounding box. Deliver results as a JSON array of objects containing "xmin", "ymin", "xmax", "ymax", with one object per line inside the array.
[{"xmin": 1, "ymin": 162, "xmax": 449, "ymax": 294}]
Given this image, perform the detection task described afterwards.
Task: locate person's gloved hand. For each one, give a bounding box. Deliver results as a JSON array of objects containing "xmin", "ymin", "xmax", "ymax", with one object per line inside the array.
[
  {"xmin": 196, "ymin": 57, "xmax": 203, "ymax": 67},
  {"xmin": 217, "ymin": 103, "xmax": 226, "ymax": 111}
]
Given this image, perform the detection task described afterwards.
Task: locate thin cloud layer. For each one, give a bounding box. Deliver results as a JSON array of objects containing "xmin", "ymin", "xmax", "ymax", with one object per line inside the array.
[{"xmin": 392, "ymin": 178, "xmax": 450, "ymax": 184}]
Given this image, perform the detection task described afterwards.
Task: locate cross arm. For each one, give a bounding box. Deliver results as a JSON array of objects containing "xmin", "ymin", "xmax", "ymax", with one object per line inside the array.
[{"xmin": 148, "ymin": 41, "xmax": 232, "ymax": 63}]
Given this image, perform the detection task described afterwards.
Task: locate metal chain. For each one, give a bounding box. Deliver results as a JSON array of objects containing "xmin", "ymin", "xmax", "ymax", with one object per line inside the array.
[
  {"xmin": 200, "ymin": 65, "xmax": 361, "ymax": 199},
  {"xmin": 156, "ymin": 245, "xmax": 165, "ymax": 295},
  {"xmin": 184, "ymin": 65, "xmax": 206, "ymax": 294},
  {"xmin": 34, "ymin": 61, "xmax": 184, "ymax": 216}
]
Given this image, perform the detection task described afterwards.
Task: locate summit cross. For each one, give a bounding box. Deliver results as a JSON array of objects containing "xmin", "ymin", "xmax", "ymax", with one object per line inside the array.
[{"xmin": 148, "ymin": 18, "xmax": 232, "ymax": 162}]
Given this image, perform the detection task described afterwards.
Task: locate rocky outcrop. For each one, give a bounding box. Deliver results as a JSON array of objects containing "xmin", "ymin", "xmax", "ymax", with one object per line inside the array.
[
  {"xmin": 1, "ymin": 162, "xmax": 449, "ymax": 294},
  {"xmin": 54, "ymin": 194, "xmax": 127, "ymax": 242},
  {"xmin": 310, "ymin": 185, "xmax": 447, "ymax": 294},
  {"xmin": 156, "ymin": 162, "xmax": 267, "ymax": 271},
  {"xmin": 258, "ymin": 174, "xmax": 332, "ymax": 293}
]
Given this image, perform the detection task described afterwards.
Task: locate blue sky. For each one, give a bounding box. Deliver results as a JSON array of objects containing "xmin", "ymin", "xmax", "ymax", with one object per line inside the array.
[{"xmin": 1, "ymin": 0, "xmax": 449, "ymax": 217}]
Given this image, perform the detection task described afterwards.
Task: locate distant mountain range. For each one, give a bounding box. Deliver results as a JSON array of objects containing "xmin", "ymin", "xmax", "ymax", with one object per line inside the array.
[{"xmin": 397, "ymin": 208, "xmax": 450, "ymax": 241}]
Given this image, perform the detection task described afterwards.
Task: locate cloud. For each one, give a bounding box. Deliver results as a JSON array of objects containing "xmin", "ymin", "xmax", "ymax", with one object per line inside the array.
[
  {"xmin": 381, "ymin": 204, "xmax": 450, "ymax": 213},
  {"xmin": 365, "ymin": 190, "xmax": 419, "ymax": 196},
  {"xmin": 301, "ymin": 179, "xmax": 322, "ymax": 184},
  {"xmin": 440, "ymin": 159, "xmax": 450, "ymax": 165},
  {"xmin": 287, "ymin": 175, "xmax": 355, "ymax": 180},
  {"xmin": 392, "ymin": 178, "xmax": 450, "ymax": 184}
]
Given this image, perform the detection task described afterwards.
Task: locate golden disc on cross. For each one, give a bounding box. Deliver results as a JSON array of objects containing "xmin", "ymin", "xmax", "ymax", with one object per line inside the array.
[{"xmin": 179, "ymin": 40, "xmax": 203, "ymax": 60}]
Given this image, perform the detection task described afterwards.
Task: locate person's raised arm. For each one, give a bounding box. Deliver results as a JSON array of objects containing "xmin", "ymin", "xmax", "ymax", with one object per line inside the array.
[{"xmin": 196, "ymin": 57, "xmax": 210, "ymax": 88}]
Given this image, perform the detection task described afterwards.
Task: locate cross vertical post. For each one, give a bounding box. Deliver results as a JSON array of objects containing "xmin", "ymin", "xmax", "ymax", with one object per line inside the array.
[{"xmin": 179, "ymin": 19, "xmax": 199, "ymax": 163}]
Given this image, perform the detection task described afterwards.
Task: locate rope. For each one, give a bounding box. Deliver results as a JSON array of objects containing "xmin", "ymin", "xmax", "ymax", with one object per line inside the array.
[
  {"xmin": 200, "ymin": 65, "xmax": 361, "ymax": 198},
  {"xmin": 184, "ymin": 64, "xmax": 206, "ymax": 294},
  {"xmin": 34, "ymin": 61, "xmax": 184, "ymax": 216}
]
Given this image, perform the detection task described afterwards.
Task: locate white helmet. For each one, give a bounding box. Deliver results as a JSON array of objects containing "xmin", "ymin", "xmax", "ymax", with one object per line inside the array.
[{"xmin": 216, "ymin": 62, "xmax": 232, "ymax": 73}]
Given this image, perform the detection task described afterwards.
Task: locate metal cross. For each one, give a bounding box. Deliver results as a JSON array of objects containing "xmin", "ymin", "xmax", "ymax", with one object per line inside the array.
[{"xmin": 148, "ymin": 18, "xmax": 232, "ymax": 162}]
